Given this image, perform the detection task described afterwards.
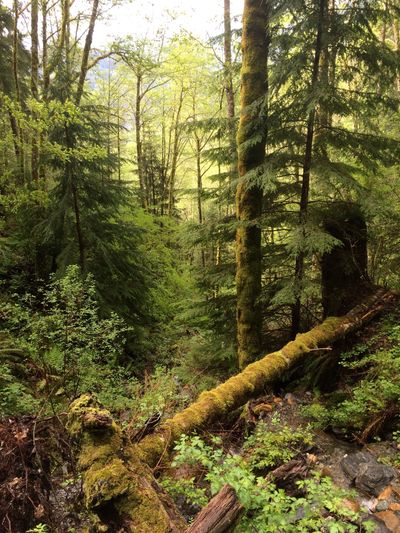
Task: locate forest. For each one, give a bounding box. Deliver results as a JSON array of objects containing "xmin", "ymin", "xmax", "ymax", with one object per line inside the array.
[{"xmin": 1, "ymin": 0, "xmax": 400, "ymax": 531}]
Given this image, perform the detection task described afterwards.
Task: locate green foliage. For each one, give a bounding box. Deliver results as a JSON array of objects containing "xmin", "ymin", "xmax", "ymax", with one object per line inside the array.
[
  {"xmin": 243, "ymin": 417, "xmax": 314, "ymax": 470},
  {"xmin": 127, "ymin": 366, "xmax": 185, "ymax": 431},
  {"xmin": 27, "ymin": 525, "xmax": 48, "ymax": 533},
  {"xmin": 167, "ymin": 433, "xmax": 370, "ymax": 532},
  {"xmin": 304, "ymin": 313, "xmax": 400, "ymax": 435},
  {"xmin": 2, "ymin": 265, "xmax": 135, "ymax": 411},
  {"xmin": 160, "ymin": 477, "xmax": 208, "ymax": 508},
  {"xmin": 0, "ymin": 363, "xmax": 39, "ymax": 416}
]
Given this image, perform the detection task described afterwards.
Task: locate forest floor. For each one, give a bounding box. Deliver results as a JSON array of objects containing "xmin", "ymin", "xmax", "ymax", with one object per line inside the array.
[{"xmin": 2, "ymin": 303, "xmax": 400, "ymax": 532}]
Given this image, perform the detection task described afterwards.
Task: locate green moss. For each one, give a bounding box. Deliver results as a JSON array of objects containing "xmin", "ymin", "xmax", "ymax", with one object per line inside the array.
[
  {"xmin": 84, "ymin": 457, "xmax": 131, "ymax": 507},
  {"xmin": 68, "ymin": 395, "xmax": 186, "ymax": 532},
  {"xmin": 78, "ymin": 432, "xmax": 121, "ymax": 469}
]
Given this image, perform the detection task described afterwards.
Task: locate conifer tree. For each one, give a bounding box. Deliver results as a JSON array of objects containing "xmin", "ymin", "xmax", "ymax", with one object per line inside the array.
[{"xmin": 236, "ymin": 0, "xmax": 270, "ymax": 368}]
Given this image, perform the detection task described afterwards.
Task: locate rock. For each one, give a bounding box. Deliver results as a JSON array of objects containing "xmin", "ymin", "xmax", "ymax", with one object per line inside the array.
[
  {"xmin": 376, "ymin": 500, "xmax": 390, "ymax": 512},
  {"xmin": 375, "ymin": 510, "xmax": 400, "ymax": 531},
  {"xmin": 284, "ymin": 393, "xmax": 297, "ymax": 405},
  {"xmin": 360, "ymin": 497, "xmax": 378, "ymax": 512},
  {"xmin": 340, "ymin": 451, "xmax": 397, "ymax": 496},
  {"xmin": 341, "ymin": 451, "xmax": 375, "ymax": 481},
  {"xmin": 355, "ymin": 462, "xmax": 396, "ymax": 496}
]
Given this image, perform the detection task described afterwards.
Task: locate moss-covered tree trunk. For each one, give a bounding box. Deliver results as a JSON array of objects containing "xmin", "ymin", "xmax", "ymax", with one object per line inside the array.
[
  {"xmin": 137, "ymin": 290, "xmax": 396, "ymax": 468},
  {"xmin": 67, "ymin": 395, "xmax": 186, "ymax": 532},
  {"xmin": 236, "ymin": 0, "xmax": 269, "ymax": 369}
]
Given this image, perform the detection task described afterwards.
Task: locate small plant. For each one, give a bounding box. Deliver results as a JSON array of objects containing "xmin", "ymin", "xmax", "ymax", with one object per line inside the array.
[
  {"xmin": 243, "ymin": 419, "xmax": 314, "ymax": 470},
  {"xmin": 166, "ymin": 434, "xmax": 371, "ymax": 532},
  {"xmin": 160, "ymin": 477, "xmax": 208, "ymax": 507},
  {"xmin": 303, "ymin": 312, "xmax": 400, "ymax": 438},
  {"xmin": 27, "ymin": 524, "xmax": 48, "ymax": 533}
]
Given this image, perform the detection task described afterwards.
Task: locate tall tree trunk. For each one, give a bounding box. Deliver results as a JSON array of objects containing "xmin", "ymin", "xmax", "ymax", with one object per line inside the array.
[
  {"xmin": 224, "ymin": 0, "xmax": 236, "ymax": 199},
  {"xmin": 65, "ymin": 126, "xmax": 86, "ymax": 270},
  {"xmin": 31, "ymin": 0, "xmax": 40, "ymax": 183},
  {"xmin": 75, "ymin": 0, "xmax": 99, "ymax": 105},
  {"xmin": 41, "ymin": 0, "xmax": 48, "ymax": 98},
  {"xmin": 135, "ymin": 73, "xmax": 147, "ymax": 208},
  {"xmin": 291, "ymin": 0, "xmax": 326, "ymax": 338},
  {"xmin": 117, "ymin": 95, "xmax": 121, "ymax": 181},
  {"xmin": 168, "ymin": 87, "xmax": 184, "ymax": 217},
  {"xmin": 224, "ymin": 0, "xmax": 235, "ymax": 119},
  {"xmin": 196, "ymin": 135, "xmax": 206, "ymax": 268},
  {"xmin": 12, "ymin": 0, "xmax": 24, "ymax": 179},
  {"xmin": 236, "ymin": 0, "xmax": 269, "ymax": 369}
]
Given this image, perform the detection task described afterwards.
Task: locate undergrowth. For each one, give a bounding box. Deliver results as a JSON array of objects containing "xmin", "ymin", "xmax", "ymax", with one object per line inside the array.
[
  {"xmin": 303, "ymin": 310, "xmax": 400, "ymax": 439},
  {"xmin": 162, "ymin": 431, "xmax": 373, "ymax": 532}
]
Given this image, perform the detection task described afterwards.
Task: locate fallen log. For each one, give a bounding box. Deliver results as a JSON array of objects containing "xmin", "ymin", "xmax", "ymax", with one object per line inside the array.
[
  {"xmin": 185, "ymin": 484, "xmax": 244, "ymax": 533},
  {"xmin": 137, "ymin": 290, "xmax": 397, "ymax": 467},
  {"xmin": 67, "ymin": 395, "xmax": 187, "ymax": 532},
  {"xmin": 67, "ymin": 290, "xmax": 396, "ymax": 533}
]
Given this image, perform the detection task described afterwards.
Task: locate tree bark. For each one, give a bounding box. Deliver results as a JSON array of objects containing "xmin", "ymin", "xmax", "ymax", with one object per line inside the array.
[
  {"xmin": 12, "ymin": 0, "xmax": 24, "ymax": 179},
  {"xmin": 31, "ymin": 0, "xmax": 40, "ymax": 183},
  {"xmin": 135, "ymin": 73, "xmax": 147, "ymax": 208},
  {"xmin": 186, "ymin": 484, "xmax": 243, "ymax": 533},
  {"xmin": 236, "ymin": 0, "xmax": 270, "ymax": 369},
  {"xmin": 223, "ymin": 0, "xmax": 236, "ymax": 196},
  {"xmin": 224, "ymin": 0, "xmax": 235, "ymax": 121},
  {"xmin": 168, "ymin": 87, "xmax": 184, "ymax": 217},
  {"xmin": 137, "ymin": 289, "xmax": 396, "ymax": 468},
  {"xmin": 321, "ymin": 203, "xmax": 373, "ymax": 317},
  {"xmin": 67, "ymin": 395, "xmax": 187, "ymax": 533},
  {"xmin": 75, "ymin": 0, "xmax": 99, "ymax": 105}
]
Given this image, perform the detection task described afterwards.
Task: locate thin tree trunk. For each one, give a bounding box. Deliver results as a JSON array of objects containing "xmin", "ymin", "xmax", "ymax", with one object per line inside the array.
[
  {"xmin": 224, "ymin": 0, "xmax": 236, "ymax": 198},
  {"xmin": 236, "ymin": 0, "xmax": 270, "ymax": 369},
  {"xmin": 75, "ymin": 0, "xmax": 99, "ymax": 105},
  {"xmin": 168, "ymin": 87, "xmax": 184, "ymax": 217},
  {"xmin": 31, "ymin": 0, "xmax": 40, "ymax": 183},
  {"xmin": 12, "ymin": 0, "xmax": 24, "ymax": 178},
  {"xmin": 117, "ymin": 95, "xmax": 121, "ymax": 181},
  {"xmin": 224, "ymin": 0, "xmax": 235, "ymax": 120},
  {"xmin": 65, "ymin": 125, "xmax": 86, "ymax": 271},
  {"xmin": 196, "ymin": 135, "xmax": 206, "ymax": 267},
  {"xmin": 291, "ymin": 0, "xmax": 326, "ymax": 338},
  {"xmin": 135, "ymin": 73, "xmax": 146, "ymax": 208}
]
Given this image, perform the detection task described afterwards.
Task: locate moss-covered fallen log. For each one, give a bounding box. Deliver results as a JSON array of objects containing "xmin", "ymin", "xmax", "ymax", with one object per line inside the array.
[
  {"xmin": 137, "ymin": 290, "xmax": 397, "ymax": 467},
  {"xmin": 67, "ymin": 395, "xmax": 187, "ymax": 532}
]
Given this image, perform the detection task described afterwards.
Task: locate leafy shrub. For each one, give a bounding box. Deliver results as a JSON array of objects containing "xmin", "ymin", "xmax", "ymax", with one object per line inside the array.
[
  {"xmin": 303, "ymin": 314, "xmax": 400, "ymax": 436},
  {"xmin": 165, "ymin": 434, "xmax": 372, "ymax": 532},
  {"xmin": 160, "ymin": 477, "xmax": 208, "ymax": 508},
  {"xmin": 0, "ymin": 363, "xmax": 39, "ymax": 416},
  {"xmin": 242, "ymin": 417, "xmax": 314, "ymax": 470},
  {"xmin": 1, "ymin": 266, "xmax": 134, "ymax": 413}
]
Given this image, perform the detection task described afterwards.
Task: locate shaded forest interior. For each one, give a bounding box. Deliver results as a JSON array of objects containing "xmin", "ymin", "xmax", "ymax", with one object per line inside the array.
[{"xmin": 2, "ymin": 0, "xmax": 400, "ymax": 531}]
